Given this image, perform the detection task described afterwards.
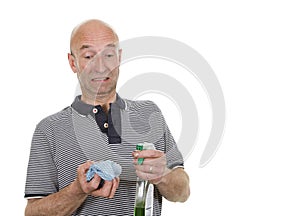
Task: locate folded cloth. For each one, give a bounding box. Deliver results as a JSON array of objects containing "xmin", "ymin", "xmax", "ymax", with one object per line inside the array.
[{"xmin": 86, "ymin": 160, "xmax": 122, "ymax": 182}]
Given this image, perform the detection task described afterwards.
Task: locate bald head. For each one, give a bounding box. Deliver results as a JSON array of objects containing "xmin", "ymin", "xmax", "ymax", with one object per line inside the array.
[{"xmin": 70, "ymin": 19, "xmax": 119, "ymax": 56}]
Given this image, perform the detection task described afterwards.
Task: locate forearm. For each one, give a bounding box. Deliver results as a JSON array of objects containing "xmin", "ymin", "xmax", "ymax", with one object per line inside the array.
[
  {"xmin": 155, "ymin": 168, "xmax": 190, "ymax": 202},
  {"xmin": 25, "ymin": 179, "xmax": 88, "ymax": 216}
]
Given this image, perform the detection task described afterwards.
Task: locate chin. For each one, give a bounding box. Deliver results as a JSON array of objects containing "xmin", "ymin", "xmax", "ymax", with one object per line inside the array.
[{"xmin": 96, "ymin": 88, "xmax": 116, "ymax": 97}]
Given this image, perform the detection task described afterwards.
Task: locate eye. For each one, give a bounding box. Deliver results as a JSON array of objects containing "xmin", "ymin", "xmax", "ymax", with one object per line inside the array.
[
  {"xmin": 105, "ymin": 53, "xmax": 115, "ymax": 58},
  {"xmin": 82, "ymin": 52, "xmax": 95, "ymax": 59},
  {"xmin": 84, "ymin": 55, "xmax": 93, "ymax": 59},
  {"xmin": 103, "ymin": 50, "xmax": 117, "ymax": 60}
]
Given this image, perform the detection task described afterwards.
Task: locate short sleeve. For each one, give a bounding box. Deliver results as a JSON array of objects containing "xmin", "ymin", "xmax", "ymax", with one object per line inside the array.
[
  {"xmin": 163, "ymin": 120, "xmax": 185, "ymax": 169},
  {"xmin": 150, "ymin": 102, "xmax": 184, "ymax": 169},
  {"xmin": 24, "ymin": 126, "xmax": 58, "ymax": 198}
]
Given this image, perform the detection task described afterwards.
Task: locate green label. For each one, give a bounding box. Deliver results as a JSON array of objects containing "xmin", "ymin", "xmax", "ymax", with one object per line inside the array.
[{"xmin": 136, "ymin": 144, "xmax": 144, "ymax": 165}]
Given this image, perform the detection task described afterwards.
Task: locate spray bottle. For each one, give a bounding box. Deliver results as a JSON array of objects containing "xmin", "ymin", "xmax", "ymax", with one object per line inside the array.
[{"xmin": 134, "ymin": 142, "xmax": 155, "ymax": 216}]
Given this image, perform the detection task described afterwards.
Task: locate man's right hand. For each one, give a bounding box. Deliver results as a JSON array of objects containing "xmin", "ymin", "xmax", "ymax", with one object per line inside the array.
[
  {"xmin": 25, "ymin": 161, "xmax": 120, "ymax": 216},
  {"xmin": 75, "ymin": 160, "xmax": 120, "ymax": 198}
]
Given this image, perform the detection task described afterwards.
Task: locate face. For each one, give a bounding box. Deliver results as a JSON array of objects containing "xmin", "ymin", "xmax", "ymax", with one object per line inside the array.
[{"xmin": 68, "ymin": 23, "xmax": 121, "ymax": 101}]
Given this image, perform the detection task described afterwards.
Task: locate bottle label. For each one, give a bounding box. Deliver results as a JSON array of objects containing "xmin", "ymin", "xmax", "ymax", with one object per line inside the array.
[{"xmin": 145, "ymin": 184, "xmax": 154, "ymax": 216}]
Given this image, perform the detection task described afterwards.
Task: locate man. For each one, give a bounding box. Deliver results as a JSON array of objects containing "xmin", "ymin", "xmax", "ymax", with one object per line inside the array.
[{"xmin": 24, "ymin": 19, "xmax": 190, "ymax": 216}]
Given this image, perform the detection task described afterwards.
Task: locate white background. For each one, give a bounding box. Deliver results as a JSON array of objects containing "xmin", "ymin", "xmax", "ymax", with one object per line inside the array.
[{"xmin": 1, "ymin": 0, "xmax": 300, "ymax": 215}]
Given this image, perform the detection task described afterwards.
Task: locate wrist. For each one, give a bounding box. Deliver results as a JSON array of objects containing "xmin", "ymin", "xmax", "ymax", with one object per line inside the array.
[
  {"xmin": 69, "ymin": 179, "xmax": 88, "ymax": 198},
  {"xmin": 150, "ymin": 169, "xmax": 170, "ymax": 185},
  {"xmin": 151, "ymin": 176, "xmax": 166, "ymax": 185}
]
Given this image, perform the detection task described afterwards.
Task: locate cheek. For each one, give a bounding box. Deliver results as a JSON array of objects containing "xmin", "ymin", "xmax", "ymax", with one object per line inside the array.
[
  {"xmin": 76, "ymin": 59, "xmax": 89, "ymax": 71},
  {"xmin": 77, "ymin": 67, "xmax": 89, "ymax": 81},
  {"xmin": 79, "ymin": 63, "xmax": 88, "ymax": 72},
  {"xmin": 110, "ymin": 67, "xmax": 120, "ymax": 77}
]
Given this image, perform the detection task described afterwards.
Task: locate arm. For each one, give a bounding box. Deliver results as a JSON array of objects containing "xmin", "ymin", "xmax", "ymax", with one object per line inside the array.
[
  {"xmin": 25, "ymin": 161, "xmax": 120, "ymax": 216},
  {"xmin": 154, "ymin": 167, "xmax": 190, "ymax": 202},
  {"xmin": 133, "ymin": 150, "xmax": 190, "ymax": 202},
  {"xmin": 25, "ymin": 179, "xmax": 87, "ymax": 216}
]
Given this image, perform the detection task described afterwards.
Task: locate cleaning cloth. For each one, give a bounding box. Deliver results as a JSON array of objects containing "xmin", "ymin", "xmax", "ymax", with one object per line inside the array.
[{"xmin": 86, "ymin": 160, "xmax": 122, "ymax": 182}]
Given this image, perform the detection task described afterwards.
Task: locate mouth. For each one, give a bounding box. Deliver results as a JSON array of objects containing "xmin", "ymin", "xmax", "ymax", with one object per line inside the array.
[{"xmin": 91, "ymin": 77, "xmax": 110, "ymax": 82}]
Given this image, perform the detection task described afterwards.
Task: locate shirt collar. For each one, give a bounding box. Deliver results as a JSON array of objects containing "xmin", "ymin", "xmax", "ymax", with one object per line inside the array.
[{"xmin": 71, "ymin": 94, "xmax": 126, "ymax": 116}]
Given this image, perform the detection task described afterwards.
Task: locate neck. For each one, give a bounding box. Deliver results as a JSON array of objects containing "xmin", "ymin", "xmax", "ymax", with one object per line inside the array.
[{"xmin": 81, "ymin": 91, "xmax": 117, "ymax": 112}]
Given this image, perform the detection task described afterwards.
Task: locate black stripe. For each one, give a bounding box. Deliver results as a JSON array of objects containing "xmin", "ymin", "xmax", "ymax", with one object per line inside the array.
[{"xmin": 24, "ymin": 194, "xmax": 50, "ymax": 198}]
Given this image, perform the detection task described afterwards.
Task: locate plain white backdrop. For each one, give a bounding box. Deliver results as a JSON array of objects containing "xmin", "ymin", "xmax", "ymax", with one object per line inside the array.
[{"xmin": 1, "ymin": 0, "xmax": 300, "ymax": 215}]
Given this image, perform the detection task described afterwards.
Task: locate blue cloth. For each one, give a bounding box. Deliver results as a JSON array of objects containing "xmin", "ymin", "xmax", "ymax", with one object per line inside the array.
[{"xmin": 86, "ymin": 160, "xmax": 122, "ymax": 182}]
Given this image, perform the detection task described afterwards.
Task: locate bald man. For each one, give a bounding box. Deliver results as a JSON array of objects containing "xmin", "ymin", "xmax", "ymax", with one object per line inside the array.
[{"xmin": 24, "ymin": 19, "xmax": 190, "ymax": 216}]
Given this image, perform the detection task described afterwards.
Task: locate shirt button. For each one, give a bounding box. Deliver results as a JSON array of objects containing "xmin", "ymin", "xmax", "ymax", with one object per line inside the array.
[
  {"xmin": 104, "ymin": 123, "xmax": 109, "ymax": 128},
  {"xmin": 92, "ymin": 108, "xmax": 98, "ymax": 114}
]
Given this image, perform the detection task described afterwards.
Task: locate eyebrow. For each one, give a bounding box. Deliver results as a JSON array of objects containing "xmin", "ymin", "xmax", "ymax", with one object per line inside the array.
[
  {"xmin": 79, "ymin": 45, "xmax": 92, "ymax": 50},
  {"xmin": 79, "ymin": 43, "xmax": 116, "ymax": 51}
]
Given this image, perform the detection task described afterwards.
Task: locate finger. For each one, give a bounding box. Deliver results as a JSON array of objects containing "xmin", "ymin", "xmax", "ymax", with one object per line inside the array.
[
  {"xmin": 142, "ymin": 156, "xmax": 167, "ymax": 166},
  {"xmin": 134, "ymin": 164, "xmax": 156, "ymax": 174},
  {"xmin": 115, "ymin": 177, "xmax": 120, "ymax": 188},
  {"xmin": 134, "ymin": 157, "xmax": 166, "ymax": 169},
  {"xmin": 77, "ymin": 161, "xmax": 97, "ymax": 194},
  {"xmin": 108, "ymin": 178, "xmax": 120, "ymax": 198},
  {"xmin": 132, "ymin": 150, "xmax": 141, "ymax": 158},
  {"xmin": 78, "ymin": 160, "xmax": 94, "ymax": 175},
  {"xmin": 78, "ymin": 173, "xmax": 101, "ymax": 194},
  {"xmin": 136, "ymin": 170, "xmax": 157, "ymax": 181},
  {"xmin": 135, "ymin": 164, "xmax": 169, "ymax": 181},
  {"xmin": 136, "ymin": 150, "xmax": 164, "ymax": 158},
  {"xmin": 100, "ymin": 180, "xmax": 113, "ymax": 197},
  {"xmin": 88, "ymin": 174, "xmax": 101, "ymax": 191}
]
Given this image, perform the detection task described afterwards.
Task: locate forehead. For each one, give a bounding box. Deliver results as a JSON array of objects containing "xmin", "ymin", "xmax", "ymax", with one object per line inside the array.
[
  {"xmin": 72, "ymin": 24, "xmax": 118, "ymax": 52},
  {"xmin": 79, "ymin": 43, "xmax": 117, "ymax": 53},
  {"xmin": 76, "ymin": 35, "xmax": 117, "ymax": 52}
]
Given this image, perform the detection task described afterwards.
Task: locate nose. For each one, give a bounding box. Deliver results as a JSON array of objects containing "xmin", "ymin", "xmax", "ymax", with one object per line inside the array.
[{"xmin": 92, "ymin": 54, "xmax": 107, "ymax": 73}]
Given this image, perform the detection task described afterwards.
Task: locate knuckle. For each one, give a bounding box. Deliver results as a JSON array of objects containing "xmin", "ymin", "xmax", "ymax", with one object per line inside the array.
[
  {"xmin": 102, "ymin": 189, "xmax": 111, "ymax": 197},
  {"xmin": 90, "ymin": 181, "xmax": 99, "ymax": 190}
]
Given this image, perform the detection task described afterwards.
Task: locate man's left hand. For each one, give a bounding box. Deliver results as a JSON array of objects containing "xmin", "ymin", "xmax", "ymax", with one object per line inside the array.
[{"xmin": 132, "ymin": 150, "xmax": 170, "ymax": 184}]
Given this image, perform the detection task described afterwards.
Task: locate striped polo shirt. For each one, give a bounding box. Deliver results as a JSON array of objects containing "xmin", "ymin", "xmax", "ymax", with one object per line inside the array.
[{"xmin": 25, "ymin": 94, "xmax": 184, "ymax": 216}]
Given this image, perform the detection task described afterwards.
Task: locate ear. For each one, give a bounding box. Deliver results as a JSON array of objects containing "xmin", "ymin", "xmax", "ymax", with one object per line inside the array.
[
  {"xmin": 68, "ymin": 53, "xmax": 78, "ymax": 73},
  {"xmin": 118, "ymin": 49, "xmax": 122, "ymax": 63}
]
